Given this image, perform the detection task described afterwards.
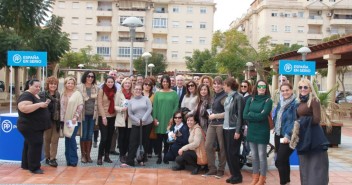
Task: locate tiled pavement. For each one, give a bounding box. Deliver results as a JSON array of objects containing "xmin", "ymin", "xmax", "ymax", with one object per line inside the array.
[{"xmin": 1, "ymin": 116, "xmax": 352, "ymax": 184}]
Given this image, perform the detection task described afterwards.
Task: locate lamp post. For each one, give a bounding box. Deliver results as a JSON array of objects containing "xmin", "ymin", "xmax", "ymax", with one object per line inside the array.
[
  {"xmin": 142, "ymin": 52, "xmax": 152, "ymax": 78},
  {"xmin": 246, "ymin": 62, "xmax": 253, "ymax": 81},
  {"xmin": 297, "ymin": 46, "xmax": 312, "ymax": 86},
  {"xmin": 148, "ymin": 63, "xmax": 155, "ymax": 76},
  {"xmin": 122, "ymin": 17, "xmax": 143, "ymax": 76}
]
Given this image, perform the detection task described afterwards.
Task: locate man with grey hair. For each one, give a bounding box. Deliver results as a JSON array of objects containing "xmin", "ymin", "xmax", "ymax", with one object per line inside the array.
[{"xmin": 172, "ymin": 75, "xmax": 186, "ymax": 108}]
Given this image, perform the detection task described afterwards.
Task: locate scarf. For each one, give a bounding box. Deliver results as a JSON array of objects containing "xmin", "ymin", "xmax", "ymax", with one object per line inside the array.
[
  {"xmin": 275, "ymin": 94, "xmax": 296, "ymax": 136},
  {"xmin": 80, "ymin": 84, "xmax": 98, "ymax": 101},
  {"xmin": 103, "ymin": 85, "xmax": 116, "ymax": 114},
  {"xmin": 46, "ymin": 90, "xmax": 61, "ymax": 121},
  {"xmin": 300, "ymin": 94, "xmax": 309, "ymax": 103},
  {"xmin": 122, "ymin": 88, "xmax": 132, "ymax": 100}
]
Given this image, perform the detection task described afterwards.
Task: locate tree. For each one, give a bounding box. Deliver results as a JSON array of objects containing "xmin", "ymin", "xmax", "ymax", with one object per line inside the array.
[
  {"xmin": 185, "ymin": 49, "xmax": 213, "ymax": 72},
  {"xmin": 133, "ymin": 52, "xmax": 167, "ymax": 75}
]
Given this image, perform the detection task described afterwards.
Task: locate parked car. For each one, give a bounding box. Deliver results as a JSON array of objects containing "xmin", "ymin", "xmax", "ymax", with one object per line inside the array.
[
  {"xmin": 0, "ymin": 81, "xmax": 4, "ymax": 92},
  {"xmin": 336, "ymin": 91, "xmax": 352, "ymax": 103}
]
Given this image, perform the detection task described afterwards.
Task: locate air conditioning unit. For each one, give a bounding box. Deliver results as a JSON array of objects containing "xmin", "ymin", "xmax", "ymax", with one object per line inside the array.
[
  {"xmin": 293, "ymin": 13, "xmax": 297, "ymax": 17},
  {"xmin": 326, "ymin": 27, "xmax": 331, "ymax": 32},
  {"xmin": 327, "ymin": 12, "xmax": 332, "ymax": 17},
  {"xmin": 318, "ymin": 10, "xmax": 322, "ymax": 15}
]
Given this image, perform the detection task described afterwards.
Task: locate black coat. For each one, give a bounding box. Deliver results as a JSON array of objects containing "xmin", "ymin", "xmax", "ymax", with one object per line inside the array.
[
  {"xmin": 172, "ymin": 86, "xmax": 186, "ymax": 108},
  {"xmin": 164, "ymin": 124, "xmax": 189, "ymax": 161}
]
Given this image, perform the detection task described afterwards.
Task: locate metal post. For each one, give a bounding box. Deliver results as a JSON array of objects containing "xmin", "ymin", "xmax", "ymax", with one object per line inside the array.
[
  {"xmin": 145, "ymin": 58, "xmax": 148, "ymax": 77},
  {"xmin": 129, "ymin": 27, "xmax": 136, "ymax": 76}
]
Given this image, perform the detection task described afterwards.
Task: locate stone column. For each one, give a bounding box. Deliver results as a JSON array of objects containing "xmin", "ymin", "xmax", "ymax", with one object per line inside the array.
[
  {"xmin": 324, "ymin": 54, "xmax": 341, "ymax": 102},
  {"xmin": 293, "ymin": 75, "xmax": 301, "ymax": 91},
  {"xmin": 271, "ymin": 65, "xmax": 278, "ymax": 95}
]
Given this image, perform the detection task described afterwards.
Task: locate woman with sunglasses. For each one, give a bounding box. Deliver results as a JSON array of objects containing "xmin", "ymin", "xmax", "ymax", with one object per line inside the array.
[
  {"xmin": 77, "ymin": 71, "xmax": 98, "ymax": 163},
  {"xmin": 181, "ymin": 81, "xmax": 198, "ymax": 115},
  {"xmin": 97, "ymin": 76, "xmax": 117, "ymax": 165},
  {"xmin": 243, "ymin": 80, "xmax": 272, "ymax": 185},
  {"xmin": 239, "ymin": 80, "xmax": 252, "ymax": 103},
  {"xmin": 153, "ymin": 75, "xmax": 179, "ymax": 164},
  {"xmin": 164, "ymin": 110, "xmax": 189, "ymax": 164},
  {"xmin": 273, "ymin": 83, "xmax": 297, "ymax": 185},
  {"xmin": 294, "ymin": 79, "xmax": 329, "ymax": 185},
  {"xmin": 195, "ymin": 84, "xmax": 212, "ymax": 132}
]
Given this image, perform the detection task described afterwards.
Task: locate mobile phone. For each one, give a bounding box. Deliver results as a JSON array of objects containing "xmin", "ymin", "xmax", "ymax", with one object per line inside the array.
[{"xmin": 46, "ymin": 99, "xmax": 51, "ymax": 103}]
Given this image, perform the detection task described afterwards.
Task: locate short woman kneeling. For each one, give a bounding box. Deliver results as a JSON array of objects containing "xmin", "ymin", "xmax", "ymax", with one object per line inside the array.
[{"xmin": 173, "ymin": 114, "xmax": 206, "ymax": 175}]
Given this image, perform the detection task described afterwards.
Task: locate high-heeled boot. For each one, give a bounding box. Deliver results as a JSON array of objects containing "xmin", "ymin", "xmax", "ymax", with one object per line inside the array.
[
  {"xmin": 97, "ymin": 155, "xmax": 103, "ymax": 165},
  {"xmin": 80, "ymin": 142, "xmax": 87, "ymax": 163},
  {"xmin": 86, "ymin": 141, "xmax": 93, "ymax": 163},
  {"xmin": 104, "ymin": 154, "xmax": 113, "ymax": 163}
]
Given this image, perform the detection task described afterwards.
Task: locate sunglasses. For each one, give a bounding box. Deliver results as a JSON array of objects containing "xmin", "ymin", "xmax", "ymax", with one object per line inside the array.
[
  {"xmin": 257, "ymin": 85, "xmax": 267, "ymax": 89},
  {"xmin": 188, "ymin": 84, "xmax": 195, "ymax": 87},
  {"xmin": 144, "ymin": 83, "xmax": 152, "ymax": 86},
  {"xmin": 298, "ymin": 86, "xmax": 309, "ymax": 90},
  {"xmin": 87, "ymin": 75, "xmax": 94, "ymax": 79},
  {"xmin": 174, "ymin": 117, "xmax": 182, "ymax": 119},
  {"xmin": 241, "ymin": 85, "xmax": 247, "ymax": 88}
]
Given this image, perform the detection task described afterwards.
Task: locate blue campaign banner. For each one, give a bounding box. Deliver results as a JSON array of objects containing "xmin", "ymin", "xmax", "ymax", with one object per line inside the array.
[
  {"xmin": 279, "ymin": 60, "xmax": 316, "ymax": 76},
  {"xmin": 7, "ymin": 51, "xmax": 47, "ymax": 67}
]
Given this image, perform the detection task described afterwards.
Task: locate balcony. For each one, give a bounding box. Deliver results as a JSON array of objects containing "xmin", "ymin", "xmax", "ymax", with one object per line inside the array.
[
  {"xmin": 96, "ymin": 24, "xmax": 112, "ymax": 32},
  {"xmin": 152, "ymin": 27, "xmax": 168, "ymax": 34},
  {"xmin": 96, "ymin": 9, "xmax": 113, "ymax": 16},
  {"xmin": 307, "ymin": 32, "xmax": 323, "ymax": 40},
  {"xmin": 330, "ymin": 19, "xmax": 352, "ymax": 25},
  {"xmin": 152, "ymin": 42, "xmax": 168, "ymax": 49},
  {"xmin": 307, "ymin": 16, "xmax": 323, "ymax": 25},
  {"xmin": 117, "ymin": 25, "xmax": 145, "ymax": 32}
]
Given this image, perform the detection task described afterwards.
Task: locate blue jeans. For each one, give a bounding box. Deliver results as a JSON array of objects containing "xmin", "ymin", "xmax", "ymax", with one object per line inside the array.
[
  {"xmin": 249, "ymin": 142, "xmax": 267, "ymax": 176},
  {"xmin": 65, "ymin": 122, "xmax": 81, "ymax": 165},
  {"xmin": 81, "ymin": 115, "xmax": 94, "ymax": 141}
]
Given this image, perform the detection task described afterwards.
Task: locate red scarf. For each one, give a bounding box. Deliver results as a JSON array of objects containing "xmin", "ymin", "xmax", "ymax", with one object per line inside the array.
[
  {"xmin": 122, "ymin": 88, "xmax": 132, "ymax": 100},
  {"xmin": 103, "ymin": 85, "xmax": 116, "ymax": 114}
]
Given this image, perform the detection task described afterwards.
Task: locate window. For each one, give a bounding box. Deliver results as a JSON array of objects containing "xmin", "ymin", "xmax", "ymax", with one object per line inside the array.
[
  {"xmin": 71, "ymin": 32, "xmax": 79, "ymax": 40},
  {"xmin": 271, "ymin": 12, "xmax": 278, "ymax": 17},
  {"xmin": 153, "ymin": 18, "xmax": 167, "ymax": 28},
  {"xmin": 271, "ymin": 40, "xmax": 278, "ymax": 46},
  {"xmin": 298, "ymin": 26, "xmax": 304, "ymax": 33},
  {"xmin": 85, "ymin": 18, "xmax": 93, "ymax": 25},
  {"xmin": 85, "ymin": 33, "xmax": 92, "ymax": 41},
  {"xmin": 171, "ymin": 51, "xmax": 178, "ymax": 59},
  {"xmin": 154, "ymin": 38, "xmax": 166, "ymax": 44},
  {"xmin": 185, "ymin": 52, "xmax": 192, "ymax": 57},
  {"xmin": 200, "ymin": 22, "xmax": 206, "ymax": 29},
  {"xmin": 271, "ymin": 25, "xmax": 278, "ymax": 32},
  {"xmin": 58, "ymin": 1, "xmax": 65, "ymax": 8},
  {"xmin": 97, "ymin": 47, "xmax": 110, "ymax": 56},
  {"xmin": 172, "ymin": 6, "xmax": 179, "ymax": 13},
  {"xmin": 199, "ymin": 37, "xmax": 206, "ymax": 44},
  {"xmin": 297, "ymin": 41, "xmax": 304, "ymax": 46},
  {"xmin": 186, "ymin": 21, "xmax": 193, "ymax": 28},
  {"xmin": 186, "ymin": 36, "xmax": 192, "ymax": 44},
  {"xmin": 118, "ymin": 47, "xmax": 143, "ymax": 58},
  {"xmin": 72, "ymin": 17, "xmax": 79, "ymax": 25},
  {"xmin": 284, "ymin": 26, "xmax": 291, "ymax": 32},
  {"xmin": 171, "ymin": 36, "xmax": 179, "ymax": 43},
  {"xmin": 172, "ymin": 21, "xmax": 179, "ymax": 28},
  {"xmin": 120, "ymin": 16, "xmax": 144, "ymax": 25},
  {"xmin": 298, "ymin": 12, "xmax": 304, "ymax": 18},
  {"xmin": 187, "ymin": 6, "xmax": 193, "ymax": 14},
  {"xmin": 100, "ymin": 35, "xmax": 110, "ymax": 42},
  {"xmin": 284, "ymin": 40, "xmax": 290, "ymax": 46},
  {"xmin": 200, "ymin": 7, "xmax": 206, "ymax": 14},
  {"xmin": 86, "ymin": 2, "xmax": 93, "ymax": 10},
  {"xmin": 284, "ymin": 13, "xmax": 291, "ymax": 18},
  {"xmin": 72, "ymin": 2, "xmax": 79, "ymax": 9}
]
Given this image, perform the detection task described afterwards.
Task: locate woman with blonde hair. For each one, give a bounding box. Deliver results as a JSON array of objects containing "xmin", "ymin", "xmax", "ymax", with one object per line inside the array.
[
  {"xmin": 114, "ymin": 77, "xmax": 133, "ymax": 163},
  {"xmin": 293, "ymin": 79, "xmax": 329, "ymax": 185},
  {"xmin": 39, "ymin": 76, "xmax": 60, "ymax": 167},
  {"xmin": 60, "ymin": 76, "xmax": 84, "ymax": 167}
]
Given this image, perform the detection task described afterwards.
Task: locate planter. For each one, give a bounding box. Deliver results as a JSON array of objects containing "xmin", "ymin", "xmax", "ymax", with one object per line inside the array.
[{"xmin": 322, "ymin": 122, "xmax": 343, "ymax": 147}]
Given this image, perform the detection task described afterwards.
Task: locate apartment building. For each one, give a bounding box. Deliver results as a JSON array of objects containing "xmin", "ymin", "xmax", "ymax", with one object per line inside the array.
[
  {"xmin": 230, "ymin": 0, "xmax": 352, "ymax": 49},
  {"xmin": 52, "ymin": 0, "xmax": 215, "ymax": 71}
]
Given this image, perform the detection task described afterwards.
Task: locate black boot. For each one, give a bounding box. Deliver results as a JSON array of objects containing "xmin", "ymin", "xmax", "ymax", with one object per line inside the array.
[{"xmin": 191, "ymin": 165, "xmax": 201, "ymax": 175}]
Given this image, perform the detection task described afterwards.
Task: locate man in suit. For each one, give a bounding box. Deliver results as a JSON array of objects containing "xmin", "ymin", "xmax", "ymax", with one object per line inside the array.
[{"xmin": 172, "ymin": 75, "xmax": 186, "ymax": 108}]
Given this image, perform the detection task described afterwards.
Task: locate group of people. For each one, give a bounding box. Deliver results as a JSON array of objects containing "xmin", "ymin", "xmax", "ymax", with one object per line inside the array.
[{"xmin": 17, "ymin": 72, "xmax": 329, "ymax": 185}]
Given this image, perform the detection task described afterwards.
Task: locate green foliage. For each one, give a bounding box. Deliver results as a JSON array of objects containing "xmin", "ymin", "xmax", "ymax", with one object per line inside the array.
[
  {"xmin": 0, "ymin": 30, "xmax": 27, "ymax": 68},
  {"xmin": 317, "ymin": 69, "xmax": 328, "ymax": 77},
  {"xmin": 322, "ymin": 34, "xmax": 341, "ymax": 42},
  {"xmin": 133, "ymin": 52, "xmax": 167, "ymax": 75},
  {"xmin": 59, "ymin": 46, "xmax": 105, "ymax": 69},
  {"xmin": 185, "ymin": 49, "xmax": 213, "ymax": 72}
]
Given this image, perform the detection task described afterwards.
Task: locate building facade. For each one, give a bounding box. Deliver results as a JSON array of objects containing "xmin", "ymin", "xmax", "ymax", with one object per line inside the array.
[
  {"xmin": 52, "ymin": 0, "xmax": 215, "ymax": 71},
  {"xmin": 230, "ymin": 0, "xmax": 352, "ymax": 49}
]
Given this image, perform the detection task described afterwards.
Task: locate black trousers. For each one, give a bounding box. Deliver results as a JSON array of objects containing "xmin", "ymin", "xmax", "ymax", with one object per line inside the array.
[
  {"xmin": 118, "ymin": 123, "xmax": 131, "ymax": 157},
  {"xmin": 155, "ymin": 133, "xmax": 169, "ymax": 158},
  {"xmin": 18, "ymin": 124, "xmax": 44, "ymax": 171},
  {"xmin": 126, "ymin": 124, "xmax": 152, "ymax": 165},
  {"xmin": 223, "ymin": 129, "xmax": 242, "ymax": 179},
  {"xmin": 175, "ymin": 150, "xmax": 197, "ymax": 168},
  {"xmin": 274, "ymin": 135, "xmax": 294, "ymax": 184},
  {"xmin": 98, "ymin": 116, "xmax": 115, "ymax": 156}
]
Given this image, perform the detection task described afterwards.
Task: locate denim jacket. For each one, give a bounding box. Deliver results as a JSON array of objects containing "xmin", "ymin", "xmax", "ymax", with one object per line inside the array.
[{"xmin": 273, "ymin": 99, "xmax": 297, "ymax": 140}]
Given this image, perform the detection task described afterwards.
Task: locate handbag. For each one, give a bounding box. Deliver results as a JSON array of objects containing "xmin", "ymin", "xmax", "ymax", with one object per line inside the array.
[
  {"xmin": 194, "ymin": 128, "xmax": 208, "ymax": 165},
  {"xmin": 136, "ymin": 120, "xmax": 145, "ymax": 162},
  {"xmin": 149, "ymin": 126, "xmax": 157, "ymax": 139},
  {"xmin": 268, "ymin": 113, "xmax": 274, "ymax": 130}
]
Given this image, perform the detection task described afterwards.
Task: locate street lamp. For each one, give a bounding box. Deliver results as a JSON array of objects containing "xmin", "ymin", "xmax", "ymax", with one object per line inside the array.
[
  {"xmin": 246, "ymin": 62, "xmax": 253, "ymax": 81},
  {"xmin": 297, "ymin": 46, "xmax": 311, "ymax": 79},
  {"xmin": 122, "ymin": 17, "xmax": 144, "ymax": 76},
  {"xmin": 148, "ymin": 63, "xmax": 155, "ymax": 76},
  {"xmin": 78, "ymin": 64, "xmax": 85, "ymax": 69},
  {"xmin": 142, "ymin": 52, "xmax": 152, "ymax": 78}
]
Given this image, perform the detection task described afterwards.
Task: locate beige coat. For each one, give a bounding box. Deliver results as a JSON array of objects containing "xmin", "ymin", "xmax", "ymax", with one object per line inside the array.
[
  {"xmin": 76, "ymin": 84, "xmax": 98, "ymax": 121},
  {"xmin": 180, "ymin": 124, "xmax": 203, "ymax": 151},
  {"xmin": 114, "ymin": 90, "xmax": 132, "ymax": 128},
  {"xmin": 97, "ymin": 89, "xmax": 117, "ymax": 118}
]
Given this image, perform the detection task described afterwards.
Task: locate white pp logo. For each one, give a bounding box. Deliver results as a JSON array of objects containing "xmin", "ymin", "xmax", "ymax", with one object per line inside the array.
[
  {"xmin": 13, "ymin": 54, "xmax": 22, "ymax": 63},
  {"xmin": 284, "ymin": 63, "xmax": 293, "ymax": 73},
  {"xmin": 1, "ymin": 120, "xmax": 13, "ymax": 133}
]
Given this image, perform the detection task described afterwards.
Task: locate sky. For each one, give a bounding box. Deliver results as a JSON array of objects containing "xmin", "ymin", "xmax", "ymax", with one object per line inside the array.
[{"xmin": 213, "ymin": 0, "xmax": 253, "ymax": 31}]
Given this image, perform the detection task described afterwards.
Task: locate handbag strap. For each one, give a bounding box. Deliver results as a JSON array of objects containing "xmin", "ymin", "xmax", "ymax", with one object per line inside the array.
[{"xmin": 194, "ymin": 127, "xmax": 206, "ymax": 142}]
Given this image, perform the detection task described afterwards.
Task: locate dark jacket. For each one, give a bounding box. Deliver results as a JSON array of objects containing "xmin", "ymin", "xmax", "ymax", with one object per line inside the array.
[
  {"xmin": 164, "ymin": 124, "xmax": 189, "ymax": 161},
  {"xmin": 172, "ymin": 86, "xmax": 186, "ymax": 108},
  {"xmin": 273, "ymin": 98, "xmax": 298, "ymax": 139},
  {"xmin": 209, "ymin": 90, "xmax": 227, "ymax": 125},
  {"xmin": 227, "ymin": 91, "xmax": 245, "ymax": 133},
  {"xmin": 295, "ymin": 116, "xmax": 329, "ymax": 155}
]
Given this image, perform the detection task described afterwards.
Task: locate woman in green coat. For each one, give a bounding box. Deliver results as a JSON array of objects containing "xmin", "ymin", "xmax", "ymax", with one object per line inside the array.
[
  {"xmin": 153, "ymin": 75, "xmax": 179, "ymax": 164},
  {"xmin": 243, "ymin": 80, "xmax": 272, "ymax": 185}
]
